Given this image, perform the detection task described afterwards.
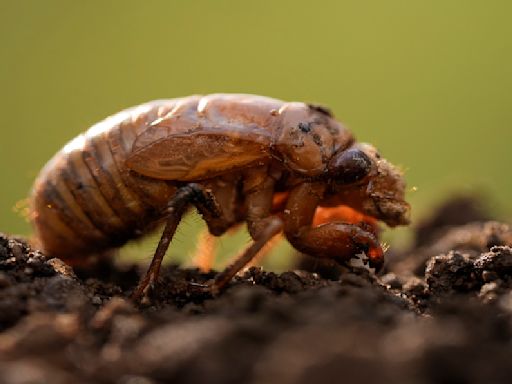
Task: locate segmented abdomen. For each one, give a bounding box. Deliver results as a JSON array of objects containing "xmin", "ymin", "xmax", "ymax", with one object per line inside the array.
[{"xmin": 31, "ymin": 100, "xmax": 180, "ymax": 261}]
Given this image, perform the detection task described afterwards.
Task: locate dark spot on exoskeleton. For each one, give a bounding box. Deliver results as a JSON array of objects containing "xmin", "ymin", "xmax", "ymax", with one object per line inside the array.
[
  {"xmin": 312, "ymin": 133, "xmax": 322, "ymax": 146},
  {"xmin": 298, "ymin": 122, "xmax": 312, "ymax": 133}
]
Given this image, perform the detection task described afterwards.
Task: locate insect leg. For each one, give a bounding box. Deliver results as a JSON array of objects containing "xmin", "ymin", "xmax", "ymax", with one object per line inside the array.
[
  {"xmin": 245, "ymin": 232, "xmax": 283, "ymax": 269},
  {"xmin": 210, "ymin": 216, "xmax": 283, "ymax": 293},
  {"xmin": 283, "ymin": 183, "xmax": 383, "ymax": 270},
  {"xmin": 132, "ymin": 183, "xmax": 221, "ymax": 300}
]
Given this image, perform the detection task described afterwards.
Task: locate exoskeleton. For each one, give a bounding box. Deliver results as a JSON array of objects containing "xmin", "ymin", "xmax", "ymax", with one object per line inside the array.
[{"xmin": 30, "ymin": 94, "xmax": 410, "ymax": 298}]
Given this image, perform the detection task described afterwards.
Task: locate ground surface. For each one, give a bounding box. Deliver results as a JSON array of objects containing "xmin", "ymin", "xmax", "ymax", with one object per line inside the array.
[{"xmin": 1, "ymin": 196, "xmax": 512, "ymax": 384}]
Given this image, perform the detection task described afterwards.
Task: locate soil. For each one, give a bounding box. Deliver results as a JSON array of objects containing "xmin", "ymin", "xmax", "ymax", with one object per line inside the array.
[{"xmin": 1, "ymin": 195, "xmax": 512, "ymax": 384}]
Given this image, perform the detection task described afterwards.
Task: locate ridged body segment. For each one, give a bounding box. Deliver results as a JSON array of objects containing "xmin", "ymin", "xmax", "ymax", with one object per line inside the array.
[{"xmin": 31, "ymin": 100, "xmax": 181, "ymax": 259}]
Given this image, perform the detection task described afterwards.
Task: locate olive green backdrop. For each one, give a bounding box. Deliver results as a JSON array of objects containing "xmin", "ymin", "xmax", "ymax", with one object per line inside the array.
[{"xmin": 1, "ymin": 1, "xmax": 511, "ymax": 267}]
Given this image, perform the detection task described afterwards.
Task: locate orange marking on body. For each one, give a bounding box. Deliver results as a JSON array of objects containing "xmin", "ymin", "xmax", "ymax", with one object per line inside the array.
[{"xmin": 312, "ymin": 205, "xmax": 378, "ymax": 233}]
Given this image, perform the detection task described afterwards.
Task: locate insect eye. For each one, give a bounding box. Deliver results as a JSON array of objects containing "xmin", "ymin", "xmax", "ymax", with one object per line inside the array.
[{"xmin": 328, "ymin": 148, "xmax": 373, "ymax": 184}]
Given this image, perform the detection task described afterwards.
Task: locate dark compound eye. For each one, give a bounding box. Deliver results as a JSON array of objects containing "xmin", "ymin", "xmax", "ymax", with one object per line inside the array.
[{"xmin": 328, "ymin": 148, "xmax": 373, "ymax": 184}]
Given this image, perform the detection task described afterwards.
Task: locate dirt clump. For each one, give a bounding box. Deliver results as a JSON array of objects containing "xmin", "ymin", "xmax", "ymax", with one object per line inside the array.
[{"xmin": 1, "ymin": 196, "xmax": 512, "ymax": 384}]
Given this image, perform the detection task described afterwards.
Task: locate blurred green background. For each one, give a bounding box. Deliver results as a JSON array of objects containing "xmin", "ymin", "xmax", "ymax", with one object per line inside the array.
[{"xmin": 1, "ymin": 1, "xmax": 511, "ymax": 267}]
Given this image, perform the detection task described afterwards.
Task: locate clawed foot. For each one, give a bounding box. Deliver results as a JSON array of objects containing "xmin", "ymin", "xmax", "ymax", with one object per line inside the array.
[{"xmin": 367, "ymin": 245, "xmax": 384, "ymax": 271}]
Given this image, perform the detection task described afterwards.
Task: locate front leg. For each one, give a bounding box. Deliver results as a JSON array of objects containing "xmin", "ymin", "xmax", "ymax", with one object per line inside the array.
[{"xmin": 284, "ymin": 183, "xmax": 384, "ymax": 270}]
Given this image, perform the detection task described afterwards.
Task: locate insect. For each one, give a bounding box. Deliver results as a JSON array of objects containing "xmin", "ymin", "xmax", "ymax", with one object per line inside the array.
[{"xmin": 30, "ymin": 94, "xmax": 410, "ymax": 299}]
